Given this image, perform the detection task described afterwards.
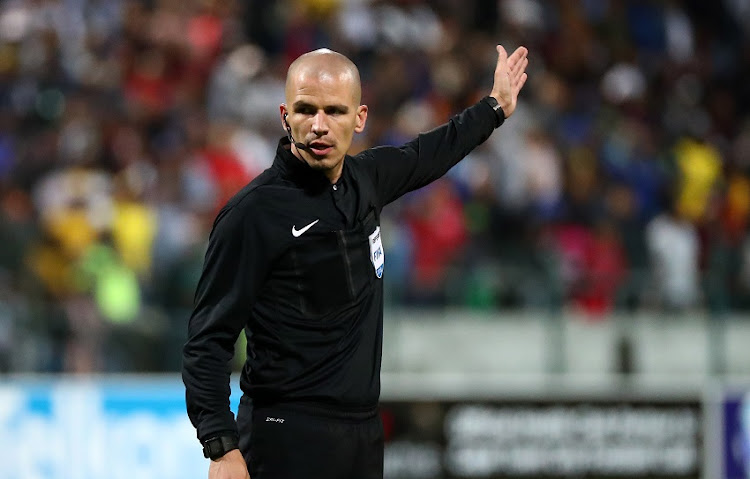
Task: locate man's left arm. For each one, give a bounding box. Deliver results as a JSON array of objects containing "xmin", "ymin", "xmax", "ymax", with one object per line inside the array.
[{"xmin": 361, "ymin": 45, "xmax": 528, "ymax": 206}]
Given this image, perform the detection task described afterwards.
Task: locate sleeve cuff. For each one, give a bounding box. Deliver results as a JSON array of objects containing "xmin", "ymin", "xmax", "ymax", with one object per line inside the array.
[{"xmin": 196, "ymin": 411, "xmax": 239, "ymax": 443}]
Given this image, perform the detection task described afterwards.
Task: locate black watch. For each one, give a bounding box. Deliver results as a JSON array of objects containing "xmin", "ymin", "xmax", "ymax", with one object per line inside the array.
[
  {"xmin": 202, "ymin": 435, "xmax": 239, "ymax": 460},
  {"xmin": 483, "ymin": 96, "xmax": 506, "ymax": 127}
]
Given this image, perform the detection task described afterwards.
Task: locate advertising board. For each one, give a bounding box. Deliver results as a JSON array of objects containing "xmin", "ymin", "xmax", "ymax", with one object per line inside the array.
[
  {"xmin": 707, "ymin": 385, "xmax": 750, "ymax": 479},
  {"xmin": 0, "ymin": 378, "xmax": 704, "ymax": 479},
  {"xmin": 380, "ymin": 400, "xmax": 702, "ymax": 479}
]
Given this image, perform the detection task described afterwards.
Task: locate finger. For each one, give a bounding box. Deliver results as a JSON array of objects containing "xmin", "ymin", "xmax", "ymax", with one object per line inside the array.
[
  {"xmin": 497, "ymin": 44, "xmax": 508, "ymax": 61},
  {"xmin": 495, "ymin": 45, "xmax": 509, "ymax": 75},
  {"xmin": 508, "ymin": 58, "xmax": 527, "ymax": 85},
  {"xmin": 511, "ymin": 45, "xmax": 528, "ymax": 58},
  {"xmin": 513, "ymin": 65, "xmax": 526, "ymax": 92},
  {"xmin": 512, "ymin": 57, "xmax": 528, "ymax": 84},
  {"xmin": 507, "ymin": 46, "xmax": 528, "ymax": 70},
  {"xmin": 513, "ymin": 72, "xmax": 528, "ymax": 96},
  {"xmin": 507, "ymin": 49, "xmax": 525, "ymax": 72},
  {"xmin": 509, "ymin": 56, "xmax": 526, "ymax": 81},
  {"xmin": 508, "ymin": 50, "xmax": 528, "ymax": 74}
]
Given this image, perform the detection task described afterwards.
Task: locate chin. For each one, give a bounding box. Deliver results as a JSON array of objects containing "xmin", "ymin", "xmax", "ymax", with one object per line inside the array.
[
  {"xmin": 305, "ymin": 154, "xmax": 340, "ymax": 170},
  {"xmin": 305, "ymin": 156, "xmax": 328, "ymax": 168}
]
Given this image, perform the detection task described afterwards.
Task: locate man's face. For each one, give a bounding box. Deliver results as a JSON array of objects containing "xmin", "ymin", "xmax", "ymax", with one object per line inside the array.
[{"xmin": 281, "ymin": 68, "xmax": 367, "ymax": 181}]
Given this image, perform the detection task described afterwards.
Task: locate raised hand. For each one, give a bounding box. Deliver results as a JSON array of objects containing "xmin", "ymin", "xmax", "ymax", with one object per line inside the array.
[{"xmin": 490, "ymin": 45, "xmax": 529, "ymax": 119}]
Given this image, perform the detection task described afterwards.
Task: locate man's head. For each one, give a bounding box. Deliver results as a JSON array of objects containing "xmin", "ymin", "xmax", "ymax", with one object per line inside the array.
[{"xmin": 280, "ymin": 49, "xmax": 368, "ymax": 183}]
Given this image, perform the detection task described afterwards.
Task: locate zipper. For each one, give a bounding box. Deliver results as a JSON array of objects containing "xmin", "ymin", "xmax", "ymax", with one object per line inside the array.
[
  {"xmin": 289, "ymin": 248, "xmax": 305, "ymax": 313},
  {"xmin": 337, "ymin": 230, "xmax": 356, "ymax": 299}
]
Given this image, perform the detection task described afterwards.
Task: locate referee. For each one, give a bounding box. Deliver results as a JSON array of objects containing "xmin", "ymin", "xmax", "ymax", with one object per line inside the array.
[{"xmin": 182, "ymin": 45, "xmax": 528, "ymax": 479}]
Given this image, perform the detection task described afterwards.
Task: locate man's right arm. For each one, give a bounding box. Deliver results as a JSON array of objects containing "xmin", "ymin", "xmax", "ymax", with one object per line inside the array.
[{"xmin": 182, "ymin": 199, "xmax": 270, "ymax": 452}]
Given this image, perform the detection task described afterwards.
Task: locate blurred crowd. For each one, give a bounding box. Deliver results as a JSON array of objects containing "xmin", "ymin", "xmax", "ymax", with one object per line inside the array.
[{"xmin": 0, "ymin": 0, "xmax": 749, "ymax": 373}]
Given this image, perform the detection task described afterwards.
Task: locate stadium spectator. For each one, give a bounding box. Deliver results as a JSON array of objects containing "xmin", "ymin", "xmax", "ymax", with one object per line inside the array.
[{"xmin": 0, "ymin": 0, "xmax": 747, "ymax": 372}]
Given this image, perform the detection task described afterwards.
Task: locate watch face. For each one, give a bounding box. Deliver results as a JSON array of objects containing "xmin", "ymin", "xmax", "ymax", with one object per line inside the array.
[
  {"xmin": 485, "ymin": 97, "xmax": 504, "ymax": 124},
  {"xmin": 203, "ymin": 440, "xmax": 220, "ymax": 458},
  {"xmin": 203, "ymin": 436, "xmax": 238, "ymax": 459}
]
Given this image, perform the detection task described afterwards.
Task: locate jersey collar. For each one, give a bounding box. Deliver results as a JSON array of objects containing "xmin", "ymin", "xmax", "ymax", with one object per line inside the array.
[{"xmin": 275, "ymin": 137, "xmax": 344, "ymax": 190}]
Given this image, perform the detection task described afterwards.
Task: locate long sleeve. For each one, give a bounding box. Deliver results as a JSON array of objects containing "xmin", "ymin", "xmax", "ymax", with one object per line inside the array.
[
  {"xmin": 360, "ymin": 98, "xmax": 498, "ymax": 206},
  {"xmin": 182, "ymin": 198, "xmax": 270, "ymax": 442}
]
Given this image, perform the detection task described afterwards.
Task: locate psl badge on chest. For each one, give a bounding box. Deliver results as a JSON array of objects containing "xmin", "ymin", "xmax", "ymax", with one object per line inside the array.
[{"xmin": 368, "ymin": 226, "xmax": 384, "ymax": 278}]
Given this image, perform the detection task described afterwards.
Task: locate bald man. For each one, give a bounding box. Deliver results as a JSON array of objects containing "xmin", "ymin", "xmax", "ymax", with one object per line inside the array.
[{"xmin": 183, "ymin": 46, "xmax": 528, "ymax": 479}]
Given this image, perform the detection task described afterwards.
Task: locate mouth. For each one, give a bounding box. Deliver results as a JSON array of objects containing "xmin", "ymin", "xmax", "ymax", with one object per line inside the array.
[{"xmin": 308, "ymin": 141, "xmax": 334, "ymax": 157}]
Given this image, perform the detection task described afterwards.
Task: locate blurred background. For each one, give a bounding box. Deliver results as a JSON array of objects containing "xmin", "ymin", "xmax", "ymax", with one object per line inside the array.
[{"xmin": 0, "ymin": 0, "xmax": 749, "ymax": 478}]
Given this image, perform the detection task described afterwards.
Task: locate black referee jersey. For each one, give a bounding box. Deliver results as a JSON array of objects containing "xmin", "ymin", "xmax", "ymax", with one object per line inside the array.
[{"xmin": 182, "ymin": 98, "xmax": 501, "ymax": 443}]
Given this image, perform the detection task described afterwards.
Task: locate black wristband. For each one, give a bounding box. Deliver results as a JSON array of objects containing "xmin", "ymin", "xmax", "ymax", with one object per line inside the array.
[
  {"xmin": 482, "ymin": 96, "xmax": 506, "ymax": 128},
  {"xmin": 202, "ymin": 434, "xmax": 239, "ymax": 460}
]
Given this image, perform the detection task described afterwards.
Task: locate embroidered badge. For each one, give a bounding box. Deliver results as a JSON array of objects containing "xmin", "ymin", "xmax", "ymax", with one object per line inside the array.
[{"xmin": 369, "ymin": 226, "xmax": 384, "ymax": 278}]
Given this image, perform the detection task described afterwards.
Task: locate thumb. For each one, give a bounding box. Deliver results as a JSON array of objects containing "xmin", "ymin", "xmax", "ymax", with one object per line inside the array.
[
  {"xmin": 496, "ymin": 45, "xmax": 508, "ymax": 71},
  {"xmin": 497, "ymin": 45, "xmax": 508, "ymax": 61}
]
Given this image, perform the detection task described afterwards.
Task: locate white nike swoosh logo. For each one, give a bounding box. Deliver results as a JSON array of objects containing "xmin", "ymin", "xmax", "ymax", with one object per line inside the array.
[{"xmin": 292, "ymin": 219, "xmax": 320, "ymax": 237}]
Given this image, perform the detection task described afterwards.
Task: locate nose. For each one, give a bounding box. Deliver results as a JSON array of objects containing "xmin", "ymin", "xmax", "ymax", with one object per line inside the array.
[{"xmin": 311, "ymin": 112, "xmax": 328, "ymax": 135}]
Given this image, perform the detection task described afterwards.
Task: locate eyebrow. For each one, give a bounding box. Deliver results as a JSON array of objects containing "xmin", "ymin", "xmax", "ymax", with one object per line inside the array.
[{"xmin": 292, "ymin": 101, "xmax": 350, "ymax": 113}]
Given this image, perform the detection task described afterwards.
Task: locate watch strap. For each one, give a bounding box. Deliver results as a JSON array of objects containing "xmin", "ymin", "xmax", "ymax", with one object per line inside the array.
[
  {"xmin": 202, "ymin": 434, "xmax": 239, "ymax": 460},
  {"xmin": 482, "ymin": 96, "xmax": 506, "ymax": 128}
]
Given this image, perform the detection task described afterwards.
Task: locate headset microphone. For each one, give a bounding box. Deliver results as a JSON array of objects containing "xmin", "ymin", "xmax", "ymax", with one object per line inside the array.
[{"xmin": 284, "ymin": 113, "xmax": 310, "ymax": 151}]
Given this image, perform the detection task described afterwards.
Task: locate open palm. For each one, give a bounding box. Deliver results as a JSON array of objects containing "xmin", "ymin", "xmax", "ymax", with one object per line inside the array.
[{"xmin": 491, "ymin": 45, "xmax": 529, "ymax": 119}]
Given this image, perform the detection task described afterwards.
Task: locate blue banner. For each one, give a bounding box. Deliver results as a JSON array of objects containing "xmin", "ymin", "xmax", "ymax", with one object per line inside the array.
[
  {"xmin": 0, "ymin": 377, "xmax": 240, "ymax": 479},
  {"xmin": 723, "ymin": 391, "xmax": 750, "ymax": 479}
]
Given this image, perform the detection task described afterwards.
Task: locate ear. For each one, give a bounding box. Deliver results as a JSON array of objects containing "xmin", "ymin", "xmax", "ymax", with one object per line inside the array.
[
  {"xmin": 354, "ymin": 105, "xmax": 368, "ymax": 133},
  {"xmin": 280, "ymin": 104, "xmax": 289, "ymax": 129}
]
